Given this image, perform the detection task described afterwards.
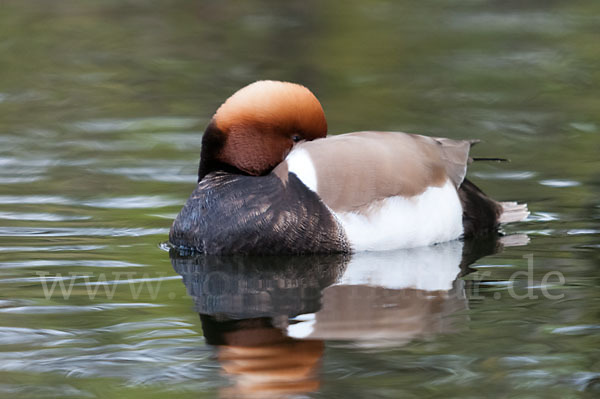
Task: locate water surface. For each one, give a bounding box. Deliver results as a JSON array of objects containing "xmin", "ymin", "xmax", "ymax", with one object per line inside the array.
[{"xmin": 0, "ymin": 1, "xmax": 599, "ymax": 398}]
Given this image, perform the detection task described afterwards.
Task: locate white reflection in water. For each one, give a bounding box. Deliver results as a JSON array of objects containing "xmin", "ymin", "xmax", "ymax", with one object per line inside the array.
[{"xmin": 336, "ymin": 241, "xmax": 463, "ymax": 291}]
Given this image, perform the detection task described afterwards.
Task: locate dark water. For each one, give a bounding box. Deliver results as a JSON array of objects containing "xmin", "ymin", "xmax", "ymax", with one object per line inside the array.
[{"xmin": 1, "ymin": 1, "xmax": 599, "ymax": 398}]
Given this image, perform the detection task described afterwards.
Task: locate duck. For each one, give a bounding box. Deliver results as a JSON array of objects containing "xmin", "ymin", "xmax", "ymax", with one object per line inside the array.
[{"xmin": 170, "ymin": 80, "xmax": 528, "ymax": 254}]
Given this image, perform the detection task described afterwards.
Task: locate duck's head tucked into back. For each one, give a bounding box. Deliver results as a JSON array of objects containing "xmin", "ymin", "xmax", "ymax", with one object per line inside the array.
[
  {"xmin": 171, "ymin": 80, "xmax": 529, "ymax": 255},
  {"xmin": 198, "ymin": 80, "xmax": 327, "ymax": 181}
]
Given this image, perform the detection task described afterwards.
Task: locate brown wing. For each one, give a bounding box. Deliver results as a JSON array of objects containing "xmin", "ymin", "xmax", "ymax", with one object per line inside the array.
[{"xmin": 294, "ymin": 131, "xmax": 473, "ymax": 213}]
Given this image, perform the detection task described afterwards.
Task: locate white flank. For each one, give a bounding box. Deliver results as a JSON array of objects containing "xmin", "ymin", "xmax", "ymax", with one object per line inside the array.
[
  {"xmin": 336, "ymin": 180, "xmax": 464, "ymax": 251},
  {"xmin": 285, "ymin": 147, "xmax": 318, "ymax": 192}
]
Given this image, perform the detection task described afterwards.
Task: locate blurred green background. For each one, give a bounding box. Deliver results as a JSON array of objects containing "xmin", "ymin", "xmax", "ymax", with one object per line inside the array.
[{"xmin": 0, "ymin": 1, "xmax": 598, "ymax": 398}]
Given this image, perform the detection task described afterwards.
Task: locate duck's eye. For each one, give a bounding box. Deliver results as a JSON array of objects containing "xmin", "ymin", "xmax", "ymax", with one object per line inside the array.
[{"xmin": 292, "ymin": 135, "xmax": 302, "ymax": 142}]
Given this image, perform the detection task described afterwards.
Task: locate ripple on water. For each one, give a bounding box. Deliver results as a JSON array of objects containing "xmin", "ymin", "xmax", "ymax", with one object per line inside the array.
[
  {"xmin": 80, "ymin": 196, "xmax": 181, "ymax": 209},
  {"xmin": 471, "ymin": 171, "xmax": 536, "ymax": 180},
  {"xmin": 0, "ymin": 176, "xmax": 43, "ymax": 184},
  {"xmin": 0, "ymin": 227, "xmax": 169, "ymax": 237},
  {"xmin": 0, "ymin": 195, "xmax": 74, "ymax": 205},
  {"xmin": 447, "ymin": 11, "xmax": 570, "ymax": 34},
  {"xmin": 539, "ymin": 179, "xmax": 581, "ymax": 188},
  {"xmin": 0, "ymin": 245, "xmax": 105, "ymax": 253},
  {"xmin": 0, "ymin": 344, "xmax": 214, "ymax": 387},
  {"xmin": 97, "ymin": 318, "xmax": 194, "ymax": 333},
  {"xmin": 70, "ymin": 117, "xmax": 201, "ymax": 133},
  {"xmin": 527, "ymin": 212, "xmax": 560, "ymax": 222},
  {"xmin": 0, "ymin": 313, "xmax": 212, "ymax": 388},
  {"xmin": 0, "ymin": 212, "xmax": 90, "ymax": 222},
  {"xmin": 0, "ymin": 326, "xmax": 75, "ymax": 345},
  {"xmin": 569, "ymin": 122, "xmax": 598, "ymax": 133},
  {"xmin": 0, "ymin": 383, "xmax": 94, "ymax": 398},
  {"xmin": 0, "ymin": 260, "xmax": 144, "ymax": 269},
  {"xmin": 97, "ymin": 166, "xmax": 196, "ymax": 183},
  {"xmin": 0, "ymin": 157, "xmax": 93, "ymax": 168},
  {"xmin": 0, "ymin": 195, "xmax": 179, "ymax": 209},
  {"xmin": 0, "ymin": 318, "xmax": 196, "ymax": 345},
  {"xmin": 149, "ymin": 213, "xmax": 179, "ymax": 220},
  {"xmin": 0, "ymin": 303, "xmax": 164, "ymax": 314},
  {"xmin": 567, "ymin": 229, "xmax": 599, "ymax": 236},
  {"xmin": 147, "ymin": 132, "xmax": 203, "ymax": 151},
  {"xmin": 552, "ymin": 325, "xmax": 600, "ymax": 335},
  {"xmin": 73, "ymin": 275, "xmax": 180, "ymax": 287}
]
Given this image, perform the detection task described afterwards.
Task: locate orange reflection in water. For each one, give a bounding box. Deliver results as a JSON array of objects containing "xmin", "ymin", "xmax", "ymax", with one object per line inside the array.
[{"xmin": 201, "ymin": 316, "xmax": 323, "ymax": 398}]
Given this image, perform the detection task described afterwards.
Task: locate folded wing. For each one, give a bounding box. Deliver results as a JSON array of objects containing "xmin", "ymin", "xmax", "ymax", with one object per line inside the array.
[{"xmin": 281, "ymin": 131, "xmax": 473, "ymax": 213}]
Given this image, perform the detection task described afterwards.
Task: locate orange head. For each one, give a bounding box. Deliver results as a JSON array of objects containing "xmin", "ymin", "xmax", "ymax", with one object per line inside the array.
[{"xmin": 198, "ymin": 80, "xmax": 327, "ymax": 180}]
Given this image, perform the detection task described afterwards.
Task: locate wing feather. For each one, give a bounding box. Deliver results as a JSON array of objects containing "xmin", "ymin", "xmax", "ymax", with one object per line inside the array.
[{"xmin": 286, "ymin": 131, "xmax": 473, "ymax": 212}]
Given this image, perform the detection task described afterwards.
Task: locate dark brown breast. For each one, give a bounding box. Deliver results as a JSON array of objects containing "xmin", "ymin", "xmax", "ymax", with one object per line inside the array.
[{"xmin": 169, "ymin": 171, "xmax": 350, "ymax": 254}]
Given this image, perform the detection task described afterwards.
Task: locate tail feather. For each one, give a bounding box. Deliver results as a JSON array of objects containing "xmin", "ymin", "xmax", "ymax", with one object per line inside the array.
[
  {"xmin": 459, "ymin": 178, "xmax": 529, "ymax": 237},
  {"xmin": 499, "ymin": 201, "xmax": 529, "ymax": 223}
]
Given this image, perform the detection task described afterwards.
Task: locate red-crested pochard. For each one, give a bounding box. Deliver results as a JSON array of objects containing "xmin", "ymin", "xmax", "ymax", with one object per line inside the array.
[{"xmin": 170, "ymin": 80, "xmax": 528, "ymax": 254}]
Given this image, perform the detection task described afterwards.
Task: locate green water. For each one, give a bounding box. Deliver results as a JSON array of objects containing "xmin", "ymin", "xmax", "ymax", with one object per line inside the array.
[{"xmin": 1, "ymin": 0, "xmax": 599, "ymax": 398}]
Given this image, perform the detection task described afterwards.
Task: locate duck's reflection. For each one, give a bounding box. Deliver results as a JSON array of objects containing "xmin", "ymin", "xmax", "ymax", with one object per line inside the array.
[
  {"xmin": 171, "ymin": 254, "xmax": 348, "ymax": 397},
  {"xmin": 171, "ymin": 254, "xmax": 349, "ymax": 320},
  {"xmin": 170, "ymin": 234, "xmax": 526, "ymax": 397}
]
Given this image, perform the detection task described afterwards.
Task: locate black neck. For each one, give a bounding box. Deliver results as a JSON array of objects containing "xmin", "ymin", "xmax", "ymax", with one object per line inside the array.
[
  {"xmin": 197, "ymin": 122, "xmax": 243, "ymax": 181},
  {"xmin": 198, "ymin": 160, "xmax": 245, "ymax": 182}
]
